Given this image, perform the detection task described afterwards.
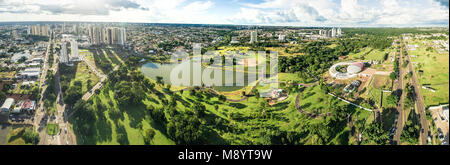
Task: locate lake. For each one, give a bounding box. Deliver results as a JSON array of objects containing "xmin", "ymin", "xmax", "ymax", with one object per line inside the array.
[{"xmin": 141, "ymin": 62, "xmax": 263, "ymax": 92}]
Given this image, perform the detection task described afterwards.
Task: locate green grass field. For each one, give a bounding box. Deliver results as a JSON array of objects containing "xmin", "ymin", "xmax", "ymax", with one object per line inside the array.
[
  {"xmin": 47, "ymin": 124, "xmax": 59, "ymax": 136},
  {"xmin": 408, "ymin": 39, "xmax": 449, "ymax": 107},
  {"xmin": 347, "ymin": 47, "xmax": 373, "ymax": 60},
  {"xmin": 365, "ymin": 48, "xmax": 392, "ymax": 61}
]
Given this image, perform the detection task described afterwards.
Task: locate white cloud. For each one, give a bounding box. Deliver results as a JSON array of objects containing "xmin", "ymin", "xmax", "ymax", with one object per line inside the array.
[
  {"xmin": 0, "ymin": 0, "xmax": 448, "ymax": 26},
  {"xmin": 228, "ymin": 0, "xmax": 449, "ymax": 27}
]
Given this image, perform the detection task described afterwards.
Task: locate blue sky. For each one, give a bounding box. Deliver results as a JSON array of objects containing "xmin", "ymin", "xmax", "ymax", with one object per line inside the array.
[{"xmin": 0, "ymin": 0, "xmax": 448, "ymax": 27}]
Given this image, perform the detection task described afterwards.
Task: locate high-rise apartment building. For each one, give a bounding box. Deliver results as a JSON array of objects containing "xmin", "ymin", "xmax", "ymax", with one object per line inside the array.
[
  {"xmin": 70, "ymin": 40, "xmax": 79, "ymax": 61},
  {"xmin": 60, "ymin": 42, "xmax": 69, "ymax": 64},
  {"xmin": 331, "ymin": 27, "xmax": 336, "ymax": 38},
  {"xmin": 250, "ymin": 31, "xmax": 257, "ymax": 43}
]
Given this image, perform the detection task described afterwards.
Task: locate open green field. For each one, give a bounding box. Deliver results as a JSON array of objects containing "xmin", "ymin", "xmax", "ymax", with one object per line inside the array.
[
  {"xmin": 47, "ymin": 124, "xmax": 58, "ymax": 136},
  {"xmin": 278, "ymin": 73, "xmax": 306, "ymax": 83},
  {"xmin": 300, "ymin": 85, "xmax": 337, "ymax": 114},
  {"xmin": 364, "ymin": 75, "xmax": 393, "ymax": 109},
  {"xmin": 365, "ymin": 48, "xmax": 392, "ymax": 61},
  {"xmin": 347, "ymin": 47, "xmax": 373, "ymax": 60},
  {"xmin": 408, "ymin": 39, "xmax": 449, "ymax": 107}
]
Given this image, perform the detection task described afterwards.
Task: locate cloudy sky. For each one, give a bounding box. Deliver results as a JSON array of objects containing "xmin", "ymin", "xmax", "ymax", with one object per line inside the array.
[{"xmin": 0, "ymin": 0, "xmax": 448, "ymax": 27}]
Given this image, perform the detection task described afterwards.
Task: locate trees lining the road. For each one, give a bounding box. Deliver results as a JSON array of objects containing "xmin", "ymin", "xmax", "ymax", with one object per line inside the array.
[
  {"xmin": 361, "ymin": 122, "xmax": 390, "ymax": 145},
  {"xmin": 64, "ymin": 80, "xmax": 83, "ymax": 106}
]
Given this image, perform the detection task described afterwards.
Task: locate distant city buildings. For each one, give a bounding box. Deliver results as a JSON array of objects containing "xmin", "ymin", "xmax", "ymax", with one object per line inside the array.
[
  {"xmin": 278, "ymin": 34, "xmax": 286, "ymax": 41},
  {"xmin": 88, "ymin": 26, "xmax": 127, "ymax": 46},
  {"xmin": 30, "ymin": 24, "xmax": 50, "ymax": 36},
  {"xmin": 318, "ymin": 27, "xmax": 342, "ymax": 39}
]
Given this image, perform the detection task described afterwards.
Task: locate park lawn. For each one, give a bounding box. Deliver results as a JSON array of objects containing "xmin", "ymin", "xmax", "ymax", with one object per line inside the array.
[
  {"xmin": 217, "ymin": 46, "xmax": 252, "ymax": 55},
  {"xmin": 299, "ymin": 85, "xmax": 350, "ymax": 114},
  {"xmin": 47, "ymin": 123, "xmax": 59, "ymax": 136},
  {"xmin": 100, "ymin": 49, "xmax": 117, "ymax": 68},
  {"xmin": 81, "ymin": 49, "xmax": 106, "ymax": 75},
  {"xmin": 264, "ymin": 47, "xmax": 304, "ymax": 57},
  {"xmin": 364, "ymin": 75, "xmax": 392, "ymax": 109},
  {"xmin": 365, "ymin": 48, "xmax": 392, "ymax": 61},
  {"xmin": 77, "ymin": 88, "xmax": 174, "ymax": 145},
  {"xmin": 278, "ymin": 73, "xmax": 302, "ymax": 83},
  {"xmin": 109, "ymin": 49, "xmax": 126, "ymax": 65},
  {"xmin": 347, "ymin": 47, "xmax": 373, "ymax": 60},
  {"xmin": 0, "ymin": 71, "xmax": 15, "ymax": 79},
  {"xmin": 408, "ymin": 40, "xmax": 449, "ymax": 107},
  {"xmin": 6, "ymin": 125, "xmax": 33, "ymax": 145},
  {"xmin": 72, "ymin": 61, "xmax": 100, "ymax": 94},
  {"xmin": 80, "ymin": 50, "xmax": 94, "ymax": 63},
  {"xmin": 72, "ymin": 71, "xmax": 373, "ymax": 145}
]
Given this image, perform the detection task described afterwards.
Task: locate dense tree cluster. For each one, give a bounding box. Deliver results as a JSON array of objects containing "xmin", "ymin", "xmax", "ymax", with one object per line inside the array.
[
  {"xmin": 108, "ymin": 67, "xmax": 148, "ymax": 106},
  {"xmin": 23, "ymin": 128, "xmax": 40, "ymax": 145},
  {"xmin": 362, "ymin": 122, "xmax": 390, "ymax": 145},
  {"xmin": 64, "ymin": 80, "xmax": 83, "ymax": 106},
  {"xmin": 166, "ymin": 110, "xmax": 207, "ymax": 144},
  {"xmin": 279, "ymin": 41, "xmax": 337, "ymax": 75},
  {"xmin": 401, "ymin": 112, "xmax": 420, "ymax": 144}
]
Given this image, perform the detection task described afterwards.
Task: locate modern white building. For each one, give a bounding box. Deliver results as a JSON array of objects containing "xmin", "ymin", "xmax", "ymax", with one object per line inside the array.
[
  {"xmin": 278, "ymin": 35, "xmax": 286, "ymax": 41},
  {"xmin": 21, "ymin": 67, "xmax": 41, "ymax": 79},
  {"xmin": 1, "ymin": 98, "xmax": 14, "ymax": 112},
  {"xmin": 331, "ymin": 28, "xmax": 336, "ymax": 38},
  {"xmin": 70, "ymin": 40, "xmax": 80, "ymax": 61},
  {"xmin": 337, "ymin": 28, "xmax": 342, "ymax": 37},
  {"xmin": 250, "ymin": 31, "xmax": 258, "ymax": 43},
  {"xmin": 60, "ymin": 42, "xmax": 69, "ymax": 64}
]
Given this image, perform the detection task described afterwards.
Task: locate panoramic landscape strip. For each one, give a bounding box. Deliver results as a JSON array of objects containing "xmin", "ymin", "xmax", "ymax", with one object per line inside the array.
[{"xmin": 0, "ymin": 0, "xmax": 448, "ymax": 147}]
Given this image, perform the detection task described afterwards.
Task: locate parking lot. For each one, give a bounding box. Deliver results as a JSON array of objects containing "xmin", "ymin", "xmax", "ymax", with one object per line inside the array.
[
  {"xmin": 429, "ymin": 108, "xmax": 449, "ymax": 145},
  {"xmin": 8, "ymin": 113, "xmax": 34, "ymax": 124}
]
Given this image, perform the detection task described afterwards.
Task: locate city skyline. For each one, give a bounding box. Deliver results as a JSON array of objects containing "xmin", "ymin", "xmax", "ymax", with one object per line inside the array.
[{"xmin": 0, "ymin": 0, "xmax": 449, "ymax": 27}]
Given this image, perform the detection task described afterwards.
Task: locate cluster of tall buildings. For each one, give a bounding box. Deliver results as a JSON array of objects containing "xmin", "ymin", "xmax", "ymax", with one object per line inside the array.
[
  {"xmin": 60, "ymin": 40, "xmax": 80, "ymax": 65},
  {"xmin": 27, "ymin": 25, "xmax": 50, "ymax": 36},
  {"xmin": 88, "ymin": 25, "xmax": 127, "ymax": 46},
  {"xmin": 319, "ymin": 27, "xmax": 342, "ymax": 38}
]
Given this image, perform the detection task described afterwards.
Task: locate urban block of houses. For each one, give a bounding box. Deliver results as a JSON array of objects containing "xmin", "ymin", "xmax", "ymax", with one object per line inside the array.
[{"xmin": 0, "ymin": 98, "xmax": 36, "ymax": 114}]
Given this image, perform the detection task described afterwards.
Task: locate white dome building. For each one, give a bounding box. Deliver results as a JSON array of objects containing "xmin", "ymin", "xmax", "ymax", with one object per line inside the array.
[{"xmin": 347, "ymin": 62, "xmax": 364, "ymax": 74}]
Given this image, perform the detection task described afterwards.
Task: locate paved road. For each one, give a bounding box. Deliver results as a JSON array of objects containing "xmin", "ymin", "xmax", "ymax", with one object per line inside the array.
[
  {"xmin": 403, "ymin": 37, "xmax": 428, "ymax": 145},
  {"xmin": 393, "ymin": 39, "xmax": 407, "ymax": 145},
  {"xmin": 34, "ymin": 39, "xmax": 55, "ymax": 145},
  {"xmin": 54, "ymin": 65, "xmax": 77, "ymax": 145}
]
